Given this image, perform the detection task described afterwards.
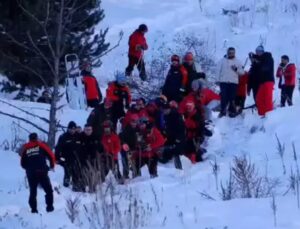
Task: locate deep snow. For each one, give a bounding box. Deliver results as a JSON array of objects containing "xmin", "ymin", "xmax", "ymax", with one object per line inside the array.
[{"xmin": 1, "ymin": 0, "xmax": 300, "ymax": 228}]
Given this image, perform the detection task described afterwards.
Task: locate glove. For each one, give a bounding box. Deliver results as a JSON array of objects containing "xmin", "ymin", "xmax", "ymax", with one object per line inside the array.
[{"xmin": 179, "ymin": 87, "xmax": 185, "ymax": 93}]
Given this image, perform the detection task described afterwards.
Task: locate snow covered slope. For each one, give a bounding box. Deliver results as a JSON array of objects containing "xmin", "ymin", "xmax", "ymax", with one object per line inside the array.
[
  {"xmin": 1, "ymin": 0, "xmax": 300, "ymax": 228},
  {"xmin": 98, "ymin": 0, "xmax": 300, "ymax": 86},
  {"xmin": 1, "ymin": 99, "xmax": 300, "ymax": 228}
]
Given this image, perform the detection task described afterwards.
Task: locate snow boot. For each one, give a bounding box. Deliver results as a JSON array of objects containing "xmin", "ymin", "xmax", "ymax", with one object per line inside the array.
[
  {"xmin": 46, "ymin": 206, "xmax": 54, "ymax": 213},
  {"xmin": 31, "ymin": 209, "xmax": 38, "ymax": 214}
]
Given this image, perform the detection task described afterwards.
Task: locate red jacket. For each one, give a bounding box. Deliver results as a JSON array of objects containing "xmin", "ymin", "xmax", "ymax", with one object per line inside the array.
[
  {"xmin": 179, "ymin": 89, "xmax": 220, "ymax": 114},
  {"xmin": 21, "ymin": 141, "xmax": 56, "ymax": 172},
  {"xmin": 138, "ymin": 127, "xmax": 165, "ymax": 158},
  {"xmin": 184, "ymin": 109, "xmax": 204, "ymax": 139},
  {"xmin": 101, "ymin": 133, "xmax": 121, "ymax": 160},
  {"xmin": 122, "ymin": 109, "xmax": 148, "ymax": 128},
  {"xmin": 106, "ymin": 82, "xmax": 132, "ymax": 104},
  {"xmin": 82, "ymin": 75, "xmax": 102, "ymax": 100},
  {"xmin": 276, "ymin": 63, "xmax": 296, "ymax": 86},
  {"xmin": 128, "ymin": 30, "xmax": 148, "ymax": 59},
  {"xmin": 237, "ymin": 73, "xmax": 248, "ymax": 97}
]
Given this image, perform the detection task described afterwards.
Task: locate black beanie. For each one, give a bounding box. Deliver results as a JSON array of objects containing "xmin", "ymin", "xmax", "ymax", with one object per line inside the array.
[
  {"xmin": 138, "ymin": 24, "xmax": 148, "ymax": 32},
  {"xmin": 29, "ymin": 133, "xmax": 38, "ymax": 141},
  {"xmin": 68, "ymin": 121, "xmax": 77, "ymax": 129}
]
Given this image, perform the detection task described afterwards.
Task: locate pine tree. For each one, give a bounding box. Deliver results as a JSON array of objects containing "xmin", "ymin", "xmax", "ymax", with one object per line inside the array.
[{"xmin": 0, "ymin": 0, "xmax": 110, "ymax": 89}]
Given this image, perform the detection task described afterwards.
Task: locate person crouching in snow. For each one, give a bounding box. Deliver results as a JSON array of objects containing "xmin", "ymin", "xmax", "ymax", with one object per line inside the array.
[
  {"xmin": 183, "ymin": 101, "xmax": 206, "ymax": 163},
  {"xmin": 276, "ymin": 55, "xmax": 296, "ymax": 107},
  {"xmin": 101, "ymin": 120, "xmax": 122, "ymax": 182},
  {"xmin": 235, "ymin": 72, "xmax": 248, "ymax": 114},
  {"xmin": 135, "ymin": 117, "xmax": 165, "ymax": 178}
]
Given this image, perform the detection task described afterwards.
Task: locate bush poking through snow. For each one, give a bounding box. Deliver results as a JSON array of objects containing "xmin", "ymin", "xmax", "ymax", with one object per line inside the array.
[
  {"xmin": 65, "ymin": 195, "xmax": 81, "ymax": 224},
  {"xmin": 275, "ymin": 134, "xmax": 286, "ymax": 175},
  {"xmin": 221, "ymin": 155, "xmax": 280, "ymax": 200}
]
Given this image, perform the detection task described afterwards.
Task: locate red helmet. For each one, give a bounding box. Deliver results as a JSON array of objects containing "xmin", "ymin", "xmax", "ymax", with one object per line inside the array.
[
  {"xmin": 184, "ymin": 52, "xmax": 194, "ymax": 62},
  {"xmin": 130, "ymin": 114, "xmax": 139, "ymax": 122},
  {"xmin": 171, "ymin": 54, "xmax": 180, "ymax": 63}
]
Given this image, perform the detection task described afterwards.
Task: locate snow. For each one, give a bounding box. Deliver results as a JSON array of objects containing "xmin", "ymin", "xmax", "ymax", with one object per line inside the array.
[{"xmin": 1, "ymin": 0, "xmax": 300, "ymax": 228}]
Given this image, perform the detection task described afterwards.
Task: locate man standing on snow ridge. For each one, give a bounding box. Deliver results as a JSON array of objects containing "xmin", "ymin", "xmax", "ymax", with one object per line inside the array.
[
  {"xmin": 20, "ymin": 133, "xmax": 55, "ymax": 213},
  {"xmin": 125, "ymin": 24, "xmax": 148, "ymax": 81},
  {"xmin": 249, "ymin": 45, "xmax": 274, "ymax": 116},
  {"xmin": 217, "ymin": 47, "xmax": 244, "ymax": 118}
]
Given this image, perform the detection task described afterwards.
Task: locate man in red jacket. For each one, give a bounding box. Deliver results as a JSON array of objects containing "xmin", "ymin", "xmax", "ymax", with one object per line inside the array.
[
  {"xmin": 81, "ymin": 62, "xmax": 102, "ymax": 108},
  {"xmin": 276, "ymin": 55, "xmax": 296, "ymax": 107},
  {"xmin": 20, "ymin": 133, "xmax": 55, "ymax": 213},
  {"xmin": 135, "ymin": 117, "xmax": 165, "ymax": 178},
  {"xmin": 101, "ymin": 121, "xmax": 122, "ymax": 181},
  {"xmin": 125, "ymin": 24, "xmax": 148, "ymax": 81}
]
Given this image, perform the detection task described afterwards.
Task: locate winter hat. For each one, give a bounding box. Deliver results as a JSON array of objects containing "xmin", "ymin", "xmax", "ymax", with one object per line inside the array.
[
  {"xmin": 102, "ymin": 120, "xmax": 112, "ymax": 129},
  {"xmin": 29, "ymin": 133, "xmax": 38, "ymax": 141},
  {"xmin": 255, "ymin": 45, "xmax": 264, "ymax": 54},
  {"xmin": 184, "ymin": 52, "xmax": 194, "ymax": 62},
  {"xmin": 138, "ymin": 24, "xmax": 148, "ymax": 32},
  {"xmin": 191, "ymin": 79, "xmax": 203, "ymax": 92},
  {"xmin": 68, "ymin": 121, "xmax": 77, "ymax": 129},
  {"xmin": 116, "ymin": 72, "xmax": 127, "ymax": 84},
  {"xmin": 171, "ymin": 54, "xmax": 180, "ymax": 62}
]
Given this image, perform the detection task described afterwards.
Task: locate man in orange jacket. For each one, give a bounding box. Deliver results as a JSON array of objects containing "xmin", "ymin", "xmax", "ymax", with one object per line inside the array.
[
  {"xmin": 21, "ymin": 133, "xmax": 55, "ymax": 213},
  {"xmin": 276, "ymin": 55, "xmax": 296, "ymax": 107},
  {"xmin": 125, "ymin": 24, "xmax": 148, "ymax": 81}
]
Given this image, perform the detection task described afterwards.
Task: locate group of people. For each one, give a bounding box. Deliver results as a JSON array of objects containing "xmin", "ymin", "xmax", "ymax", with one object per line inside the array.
[{"xmin": 20, "ymin": 24, "xmax": 297, "ymax": 213}]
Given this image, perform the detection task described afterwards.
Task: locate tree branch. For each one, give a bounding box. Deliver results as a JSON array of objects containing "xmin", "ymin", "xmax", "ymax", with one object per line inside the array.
[
  {"xmin": 98, "ymin": 31, "xmax": 124, "ymax": 58},
  {"xmin": 0, "ymin": 51, "xmax": 48, "ymax": 86},
  {"xmin": 0, "ymin": 110, "xmax": 48, "ymax": 134}
]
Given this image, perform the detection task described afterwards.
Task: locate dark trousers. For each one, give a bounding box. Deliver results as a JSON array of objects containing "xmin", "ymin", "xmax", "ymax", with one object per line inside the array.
[
  {"xmin": 125, "ymin": 55, "xmax": 146, "ymax": 78},
  {"xmin": 135, "ymin": 156, "xmax": 158, "ymax": 177},
  {"xmin": 27, "ymin": 171, "xmax": 53, "ymax": 211},
  {"xmin": 63, "ymin": 163, "xmax": 72, "ymax": 187},
  {"xmin": 281, "ymin": 85, "xmax": 294, "ymax": 107},
  {"xmin": 235, "ymin": 96, "xmax": 246, "ymax": 112},
  {"xmin": 160, "ymin": 143, "xmax": 183, "ymax": 170},
  {"xmin": 220, "ymin": 83, "xmax": 238, "ymax": 114}
]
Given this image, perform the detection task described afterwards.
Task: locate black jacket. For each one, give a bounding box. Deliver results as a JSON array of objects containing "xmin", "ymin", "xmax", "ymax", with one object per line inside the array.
[
  {"xmin": 119, "ymin": 125, "xmax": 139, "ymax": 150},
  {"xmin": 87, "ymin": 103, "xmax": 117, "ymax": 138},
  {"xmin": 164, "ymin": 109, "xmax": 186, "ymax": 145},
  {"xmin": 55, "ymin": 132, "xmax": 81, "ymax": 162},
  {"xmin": 79, "ymin": 134, "xmax": 102, "ymax": 163},
  {"xmin": 183, "ymin": 63, "xmax": 206, "ymax": 93},
  {"xmin": 162, "ymin": 66, "xmax": 184, "ymax": 102}
]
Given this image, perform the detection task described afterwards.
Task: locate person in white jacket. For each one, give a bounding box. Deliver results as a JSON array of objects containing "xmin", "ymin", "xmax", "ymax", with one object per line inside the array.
[{"xmin": 217, "ymin": 47, "xmax": 244, "ymax": 117}]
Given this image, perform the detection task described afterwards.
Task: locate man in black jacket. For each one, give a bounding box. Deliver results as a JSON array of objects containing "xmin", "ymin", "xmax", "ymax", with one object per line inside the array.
[
  {"xmin": 119, "ymin": 114, "xmax": 140, "ymax": 178},
  {"xmin": 55, "ymin": 121, "xmax": 81, "ymax": 187},
  {"xmin": 182, "ymin": 52, "xmax": 206, "ymax": 94},
  {"xmin": 248, "ymin": 46, "xmax": 274, "ymax": 116},
  {"xmin": 86, "ymin": 98, "xmax": 117, "ymax": 139},
  {"xmin": 76, "ymin": 124, "xmax": 103, "ymax": 192},
  {"xmin": 21, "ymin": 133, "xmax": 55, "ymax": 213},
  {"xmin": 161, "ymin": 101, "xmax": 186, "ymax": 169}
]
